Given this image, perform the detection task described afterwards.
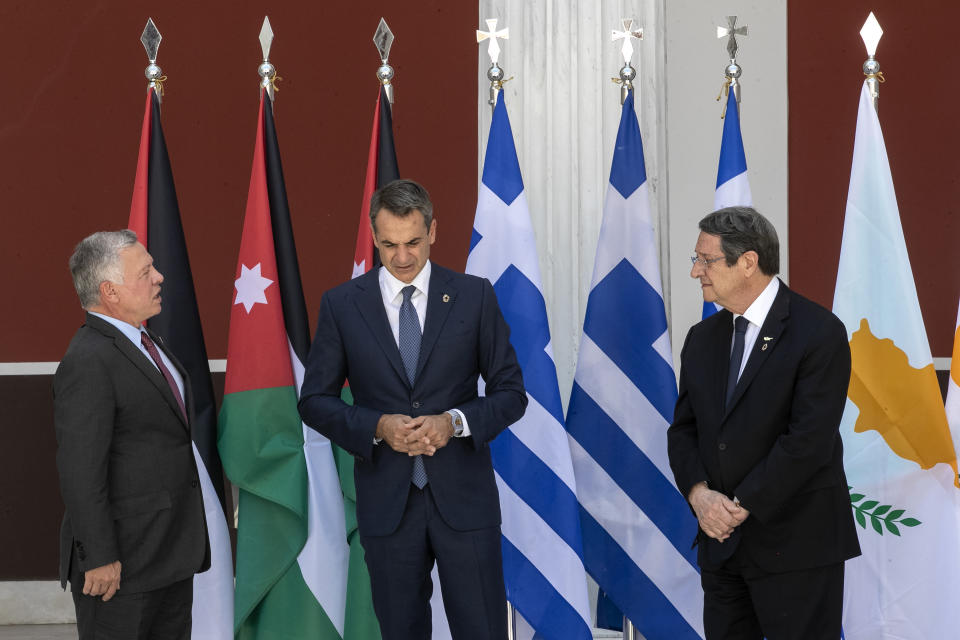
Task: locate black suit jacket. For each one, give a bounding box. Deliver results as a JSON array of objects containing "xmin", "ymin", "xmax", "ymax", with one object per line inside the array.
[
  {"xmin": 668, "ymin": 281, "xmax": 860, "ymax": 572},
  {"xmin": 53, "ymin": 313, "xmax": 210, "ymax": 593},
  {"xmin": 298, "ymin": 264, "xmax": 527, "ymax": 537}
]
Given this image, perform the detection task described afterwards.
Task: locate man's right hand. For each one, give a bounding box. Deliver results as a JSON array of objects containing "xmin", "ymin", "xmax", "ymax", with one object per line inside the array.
[
  {"xmin": 376, "ymin": 414, "xmax": 415, "ymax": 453},
  {"xmin": 83, "ymin": 560, "xmax": 121, "ymax": 601},
  {"xmin": 688, "ymin": 482, "xmax": 744, "ymax": 542}
]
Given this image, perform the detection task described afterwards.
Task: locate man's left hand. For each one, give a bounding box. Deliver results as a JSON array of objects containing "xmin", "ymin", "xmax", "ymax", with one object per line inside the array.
[{"xmin": 404, "ymin": 414, "xmax": 455, "ymax": 456}]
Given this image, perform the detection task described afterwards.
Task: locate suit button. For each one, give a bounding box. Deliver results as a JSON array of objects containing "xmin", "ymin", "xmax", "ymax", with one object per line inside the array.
[
  {"xmin": 191, "ymin": 480, "xmax": 199, "ymax": 488},
  {"xmin": 718, "ymin": 443, "xmax": 727, "ymax": 451},
  {"xmin": 412, "ymin": 401, "xmax": 421, "ymax": 409}
]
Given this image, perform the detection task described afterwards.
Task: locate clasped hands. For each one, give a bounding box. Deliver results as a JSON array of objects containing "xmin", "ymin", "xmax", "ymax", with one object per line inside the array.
[
  {"xmin": 688, "ymin": 482, "xmax": 749, "ymax": 542},
  {"xmin": 83, "ymin": 560, "xmax": 122, "ymax": 601},
  {"xmin": 376, "ymin": 413, "xmax": 454, "ymax": 456}
]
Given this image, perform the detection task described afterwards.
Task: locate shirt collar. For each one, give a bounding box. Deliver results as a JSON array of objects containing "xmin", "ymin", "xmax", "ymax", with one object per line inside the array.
[
  {"xmin": 379, "ymin": 260, "xmax": 432, "ymax": 302},
  {"xmin": 736, "ymin": 277, "xmax": 780, "ymax": 329},
  {"xmin": 90, "ymin": 311, "xmax": 146, "ymax": 348}
]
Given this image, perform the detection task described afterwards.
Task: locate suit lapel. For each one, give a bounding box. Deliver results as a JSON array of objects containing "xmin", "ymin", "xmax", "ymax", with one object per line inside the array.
[
  {"xmin": 416, "ymin": 266, "xmax": 457, "ymax": 383},
  {"xmin": 723, "ymin": 282, "xmax": 790, "ymax": 419},
  {"xmin": 352, "ymin": 271, "xmax": 410, "ymax": 386},
  {"xmin": 86, "ymin": 314, "xmax": 188, "ymax": 429}
]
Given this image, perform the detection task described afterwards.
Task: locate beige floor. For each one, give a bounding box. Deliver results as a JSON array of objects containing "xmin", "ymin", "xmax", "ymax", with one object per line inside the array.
[{"xmin": 0, "ymin": 626, "xmax": 75, "ymax": 639}]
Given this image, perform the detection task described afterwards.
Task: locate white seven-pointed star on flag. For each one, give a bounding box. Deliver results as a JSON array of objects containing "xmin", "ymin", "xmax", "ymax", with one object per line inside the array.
[{"xmin": 234, "ymin": 263, "xmax": 274, "ymax": 313}]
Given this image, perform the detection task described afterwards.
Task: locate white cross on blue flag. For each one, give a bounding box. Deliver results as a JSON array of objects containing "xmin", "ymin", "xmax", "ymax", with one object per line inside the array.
[
  {"xmin": 465, "ymin": 91, "xmax": 592, "ymax": 640},
  {"xmin": 566, "ymin": 90, "xmax": 705, "ymax": 639}
]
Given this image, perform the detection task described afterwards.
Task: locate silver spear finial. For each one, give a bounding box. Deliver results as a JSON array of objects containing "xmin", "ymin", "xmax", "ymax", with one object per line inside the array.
[
  {"xmin": 374, "ymin": 18, "xmax": 396, "ymax": 104},
  {"xmin": 140, "ymin": 18, "xmax": 165, "ymax": 100},
  {"xmin": 860, "ymin": 12, "xmax": 884, "ymax": 110},
  {"xmin": 258, "ymin": 17, "xmax": 279, "ymax": 102}
]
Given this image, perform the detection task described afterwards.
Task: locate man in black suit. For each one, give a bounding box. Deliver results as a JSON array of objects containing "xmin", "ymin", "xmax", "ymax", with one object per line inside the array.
[
  {"xmin": 54, "ymin": 230, "xmax": 209, "ymax": 640},
  {"xmin": 299, "ymin": 179, "xmax": 527, "ymax": 639},
  {"xmin": 667, "ymin": 207, "xmax": 860, "ymax": 640}
]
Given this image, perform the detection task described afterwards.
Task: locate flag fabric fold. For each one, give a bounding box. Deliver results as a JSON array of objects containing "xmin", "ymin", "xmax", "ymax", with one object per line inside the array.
[
  {"xmin": 218, "ymin": 90, "xmax": 348, "ymax": 639},
  {"xmin": 126, "ymin": 87, "xmax": 233, "ymax": 639},
  {"xmin": 833, "ymin": 82, "xmax": 960, "ymax": 639},
  {"xmin": 566, "ymin": 90, "xmax": 704, "ymax": 639},
  {"xmin": 466, "ymin": 91, "xmax": 592, "ymax": 640},
  {"xmin": 703, "ymin": 88, "xmax": 753, "ymax": 320}
]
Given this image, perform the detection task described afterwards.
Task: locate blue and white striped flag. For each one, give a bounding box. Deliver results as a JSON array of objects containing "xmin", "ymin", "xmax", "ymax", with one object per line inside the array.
[
  {"xmin": 466, "ymin": 91, "xmax": 592, "ymax": 640},
  {"xmin": 566, "ymin": 90, "xmax": 704, "ymax": 639},
  {"xmin": 703, "ymin": 88, "xmax": 753, "ymax": 319}
]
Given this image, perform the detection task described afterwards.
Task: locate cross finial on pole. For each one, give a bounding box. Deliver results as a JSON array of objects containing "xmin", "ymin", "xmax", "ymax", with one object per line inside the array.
[
  {"xmin": 717, "ymin": 16, "xmax": 748, "ymax": 61},
  {"xmin": 477, "ymin": 19, "xmax": 510, "ymax": 108},
  {"xmin": 611, "ymin": 18, "xmax": 643, "ymax": 105},
  {"xmin": 612, "ymin": 19, "xmax": 643, "ymax": 66}
]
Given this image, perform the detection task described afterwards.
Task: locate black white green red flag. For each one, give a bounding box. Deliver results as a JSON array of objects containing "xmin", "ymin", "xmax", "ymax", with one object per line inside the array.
[
  {"xmin": 218, "ymin": 89, "xmax": 348, "ymax": 639},
  {"xmin": 127, "ymin": 86, "xmax": 233, "ymax": 639}
]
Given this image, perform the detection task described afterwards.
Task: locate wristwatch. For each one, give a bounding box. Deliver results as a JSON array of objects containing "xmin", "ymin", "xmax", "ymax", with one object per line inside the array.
[{"xmin": 446, "ymin": 410, "xmax": 465, "ymax": 437}]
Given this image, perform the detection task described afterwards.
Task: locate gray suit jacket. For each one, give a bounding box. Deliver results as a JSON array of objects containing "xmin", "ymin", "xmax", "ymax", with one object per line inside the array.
[{"xmin": 53, "ymin": 312, "xmax": 210, "ymax": 593}]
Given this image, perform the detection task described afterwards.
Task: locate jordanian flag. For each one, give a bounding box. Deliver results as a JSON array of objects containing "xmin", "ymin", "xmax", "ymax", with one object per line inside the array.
[
  {"xmin": 336, "ymin": 84, "xmax": 401, "ymax": 640},
  {"xmin": 218, "ymin": 89, "xmax": 349, "ymax": 639},
  {"xmin": 127, "ymin": 86, "xmax": 233, "ymax": 638}
]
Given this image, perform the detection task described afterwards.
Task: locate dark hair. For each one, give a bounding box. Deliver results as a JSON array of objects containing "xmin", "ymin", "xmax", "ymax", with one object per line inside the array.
[
  {"xmin": 369, "ymin": 179, "xmax": 433, "ymax": 232},
  {"xmin": 698, "ymin": 206, "xmax": 780, "ymax": 275}
]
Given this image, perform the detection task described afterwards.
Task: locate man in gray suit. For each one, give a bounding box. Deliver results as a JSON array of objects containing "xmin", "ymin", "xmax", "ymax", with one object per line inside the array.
[{"xmin": 54, "ymin": 230, "xmax": 209, "ymax": 640}]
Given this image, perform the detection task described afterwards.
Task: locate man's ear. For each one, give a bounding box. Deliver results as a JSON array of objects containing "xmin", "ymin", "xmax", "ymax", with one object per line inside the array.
[
  {"xmin": 99, "ymin": 280, "xmax": 117, "ymax": 303},
  {"xmin": 740, "ymin": 250, "xmax": 760, "ymax": 276}
]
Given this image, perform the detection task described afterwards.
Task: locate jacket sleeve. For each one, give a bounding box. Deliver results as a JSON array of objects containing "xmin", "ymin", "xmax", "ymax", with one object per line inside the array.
[
  {"xmin": 733, "ymin": 314, "xmax": 852, "ymax": 523},
  {"xmin": 667, "ymin": 326, "xmax": 710, "ymax": 499},
  {"xmin": 53, "ymin": 350, "xmax": 119, "ymax": 572},
  {"xmin": 298, "ymin": 291, "xmax": 381, "ymax": 461},
  {"xmin": 455, "ymin": 278, "xmax": 528, "ymax": 446}
]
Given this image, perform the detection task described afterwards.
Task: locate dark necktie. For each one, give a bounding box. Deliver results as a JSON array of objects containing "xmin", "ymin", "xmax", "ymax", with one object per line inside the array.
[
  {"xmin": 399, "ymin": 285, "xmax": 427, "ymax": 489},
  {"xmin": 141, "ymin": 331, "xmax": 188, "ymax": 423},
  {"xmin": 725, "ymin": 316, "xmax": 749, "ymax": 409}
]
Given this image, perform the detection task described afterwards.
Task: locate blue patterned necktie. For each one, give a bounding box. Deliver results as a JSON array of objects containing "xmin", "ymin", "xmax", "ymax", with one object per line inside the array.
[
  {"xmin": 726, "ymin": 315, "xmax": 749, "ymax": 409},
  {"xmin": 399, "ymin": 285, "xmax": 428, "ymax": 488}
]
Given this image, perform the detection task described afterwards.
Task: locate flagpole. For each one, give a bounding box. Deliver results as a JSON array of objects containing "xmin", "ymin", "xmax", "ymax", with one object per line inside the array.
[
  {"xmin": 374, "ymin": 17, "xmax": 396, "ymax": 105},
  {"xmin": 140, "ymin": 18, "xmax": 165, "ymax": 102},
  {"xmin": 476, "ymin": 19, "xmax": 520, "ymax": 638},
  {"xmin": 612, "ymin": 19, "xmax": 643, "ymax": 106}
]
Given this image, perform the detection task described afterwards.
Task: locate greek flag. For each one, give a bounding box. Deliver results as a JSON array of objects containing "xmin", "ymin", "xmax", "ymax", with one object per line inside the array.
[
  {"xmin": 703, "ymin": 88, "xmax": 753, "ymax": 319},
  {"xmin": 566, "ymin": 90, "xmax": 704, "ymax": 639},
  {"xmin": 465, "ymin": 91, "xmax": 592, "ymax": 640}
]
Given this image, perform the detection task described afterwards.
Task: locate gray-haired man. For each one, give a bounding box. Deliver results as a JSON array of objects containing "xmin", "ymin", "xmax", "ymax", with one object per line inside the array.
[{"xmin": 54, "ymin": 230, "xmax": 209, "ymax": 639}]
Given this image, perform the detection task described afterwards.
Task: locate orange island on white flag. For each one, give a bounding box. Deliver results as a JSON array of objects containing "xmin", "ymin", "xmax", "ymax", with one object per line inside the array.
[{"xmin": 833, "ymin": 80, "xmax": 960, "ymax": 639}]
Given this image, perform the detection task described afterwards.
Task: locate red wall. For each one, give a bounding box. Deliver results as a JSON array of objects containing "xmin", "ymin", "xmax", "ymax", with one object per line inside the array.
[
  {"xmin": 1, "ymin": 0, "xmax": 478, "ymax": 364},
  {"xmin": 0, "ymin": 0, "xmax": 477, "ymax": 580},
  {"xmin": 788, "ymin": 2, "xmax": 957, "ymax": 356}
]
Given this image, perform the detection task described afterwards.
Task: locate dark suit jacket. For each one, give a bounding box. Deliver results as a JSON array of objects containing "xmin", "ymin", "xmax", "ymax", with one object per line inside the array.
[
  {"xmin": 53, "ymin": 313, "xmax": 210, "ymax": 593},
  {"xmin": 298, "ymin": 264, "xmax": 527, "ymax": 537},
  {"xmin": 668, "ymin": 281, "xmax": 861, "ymax": 572}
]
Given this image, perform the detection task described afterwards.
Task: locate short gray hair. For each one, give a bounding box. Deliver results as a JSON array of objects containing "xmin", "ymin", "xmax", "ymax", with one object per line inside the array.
[
  {"xmin": 369, "ymin": 179, "xmax": 433, "ymax": 232},
  {"xmin": 69, "ymin": 230, "xmax": 139, "ymax": 308},
  {"xmin": 698, "ymin": 206, "xmax": 780, "ymax": 276}
]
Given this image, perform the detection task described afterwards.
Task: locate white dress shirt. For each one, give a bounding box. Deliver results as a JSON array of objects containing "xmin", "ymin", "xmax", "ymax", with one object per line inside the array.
[
  {"xmin": 376, "ymin": 262, "xmax": 470, "ymax": 438},
  {"xmin": 90, "ymin": 311, "xmax": 185, "ymax": 402},
  {"xmin": 731, "ymin": 277, "xmax": 780, "ymax": 381}
]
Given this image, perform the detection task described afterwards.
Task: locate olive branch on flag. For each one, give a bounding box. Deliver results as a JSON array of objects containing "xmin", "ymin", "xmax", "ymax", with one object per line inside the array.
[{"xmin": 849, "ymin": 486, "xmax": 921, "ymax": 536}]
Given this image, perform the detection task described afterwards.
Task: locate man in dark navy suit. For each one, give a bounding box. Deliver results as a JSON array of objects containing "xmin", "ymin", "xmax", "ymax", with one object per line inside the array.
[
  {"xmin": 299, "ymin": 179, "xmax": 527, "ymax": 640},
  {"xmin": 667, "ymin": 207, "xmax": 860, "ymax": 640},
  {"xmin": 54, "ymin": 230, "xmax": 209, "ymax": 640}
]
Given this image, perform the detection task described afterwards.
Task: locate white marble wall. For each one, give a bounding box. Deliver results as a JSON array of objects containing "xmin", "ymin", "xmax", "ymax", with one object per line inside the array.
[{"xmin": 478, "ymin": 0, "xmax": 788, "ymax": 395}]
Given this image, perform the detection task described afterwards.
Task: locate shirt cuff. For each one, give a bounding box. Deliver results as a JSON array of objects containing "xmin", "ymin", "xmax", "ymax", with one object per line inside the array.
[{"xmin": 446, "ymin": 409, "xmax": 470, "ymax": 438}]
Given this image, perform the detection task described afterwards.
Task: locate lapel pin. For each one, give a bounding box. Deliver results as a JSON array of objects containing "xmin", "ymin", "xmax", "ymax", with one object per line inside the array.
[
  {"xmin": 763, "ymin": 336, "xmax": 773, "ymax": 341},
  {"xmin": 761, "ymin": 343, "xmax": 768, "ymax": 351},
  {"xmin": 442, "ymin": 294, "xmax": 450, "ymax": 303}
]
